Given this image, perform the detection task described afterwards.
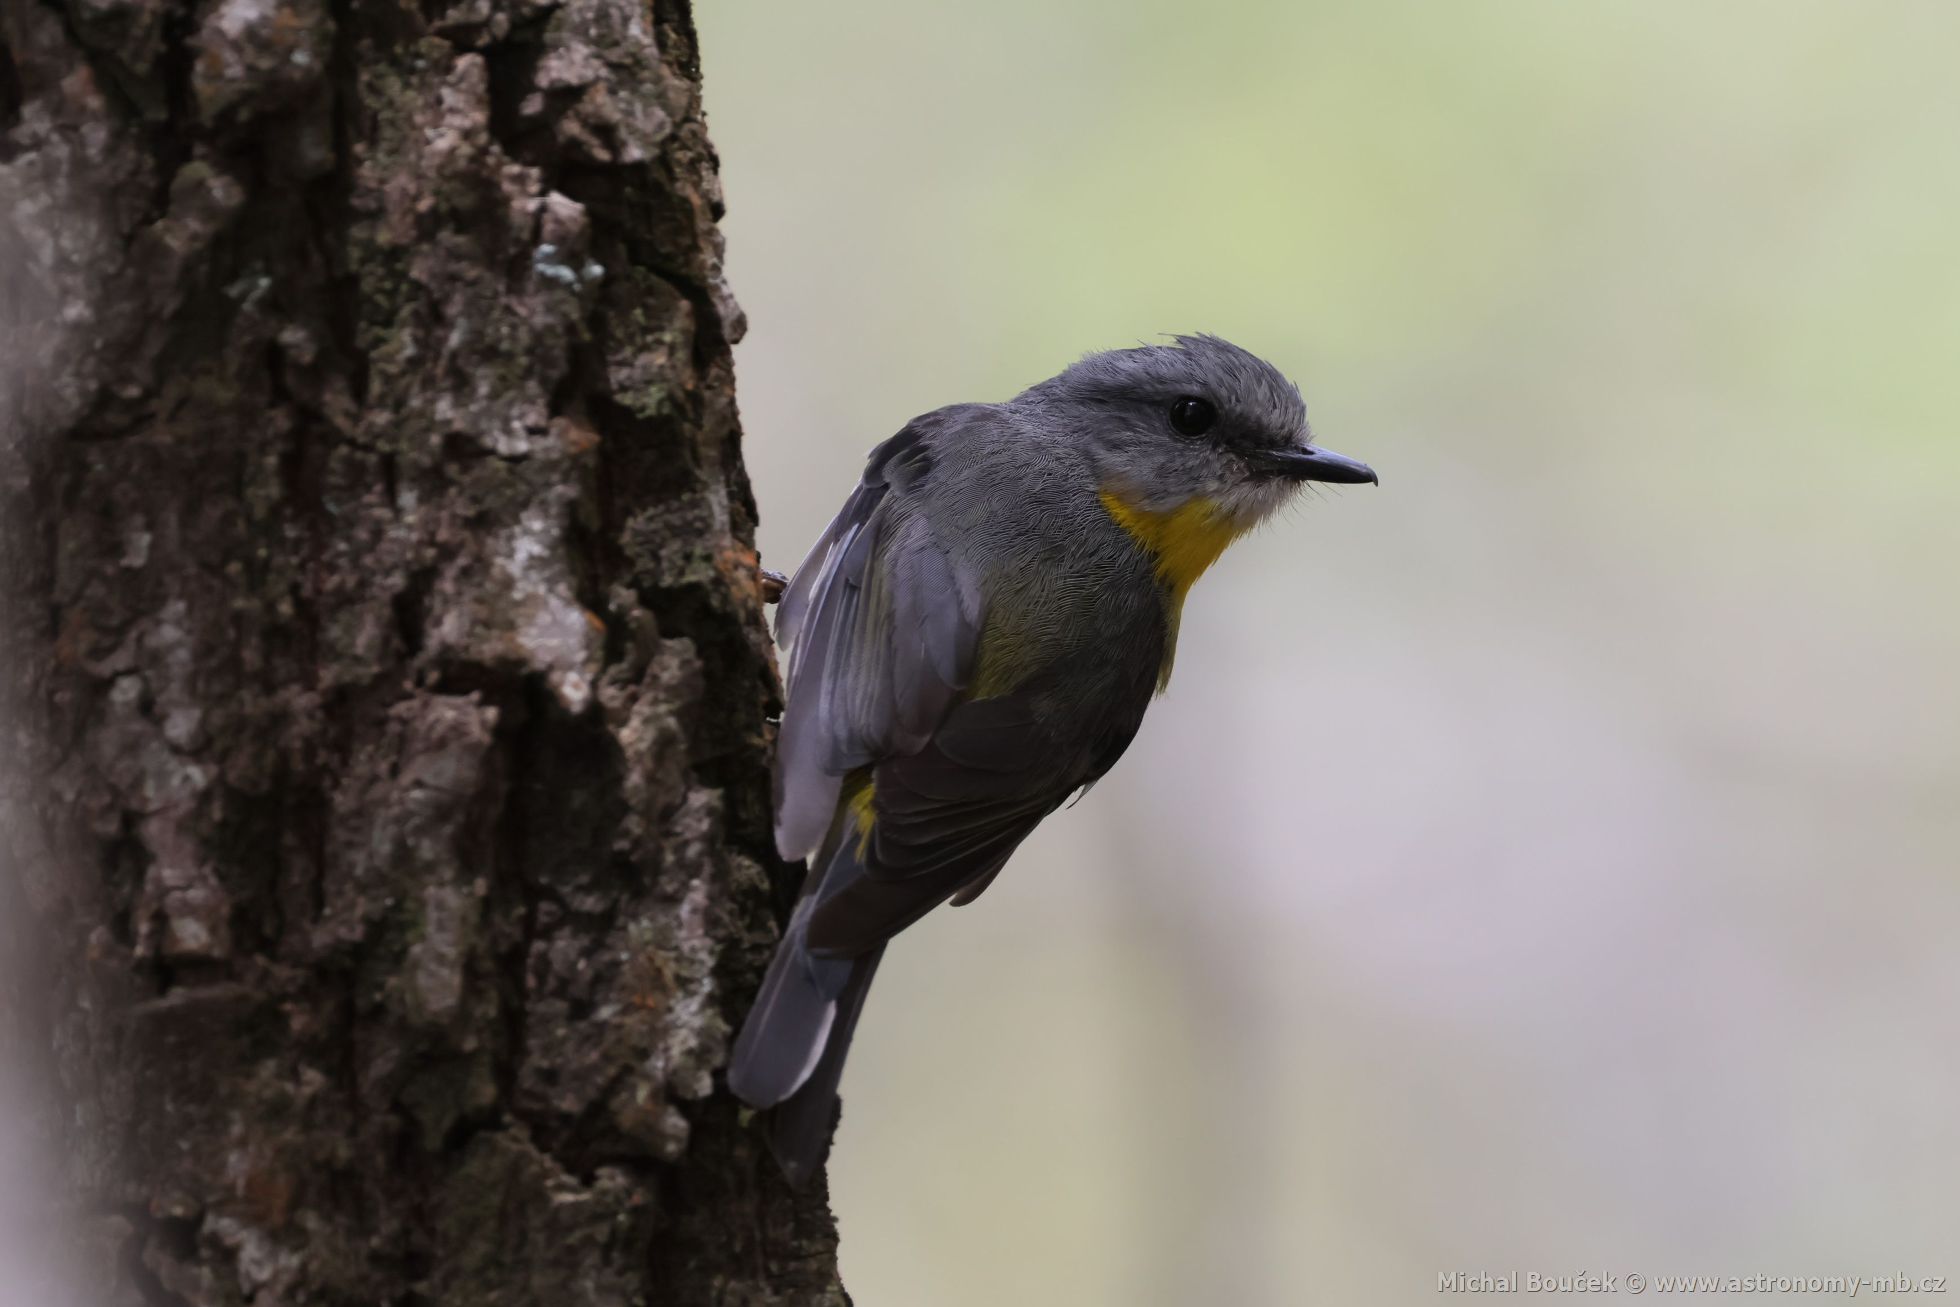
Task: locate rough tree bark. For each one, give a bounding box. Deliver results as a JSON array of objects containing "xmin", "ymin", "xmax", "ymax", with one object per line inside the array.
[{"xmin": 1, "ymin": 0, "xmax": 848, "ymax": 1302}]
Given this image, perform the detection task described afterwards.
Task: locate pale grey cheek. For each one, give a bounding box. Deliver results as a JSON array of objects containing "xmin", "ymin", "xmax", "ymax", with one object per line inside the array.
[{"xmin": 1216, "ymin": 475, "xmax": 1298, "ymax": 526}]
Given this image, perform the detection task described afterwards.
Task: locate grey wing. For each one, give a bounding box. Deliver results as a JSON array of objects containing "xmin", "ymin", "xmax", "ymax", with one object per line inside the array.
[
  {"xmin": 804, "ymin": 634, "xmax": 1163, "ymax": 954},
  {"xmin": 773, "ymin": 413, "xmax": 987, "ymax": 861},
  {"xmin": 804, "ymin": 691, "xmax": 1078, "ymax": 957}
]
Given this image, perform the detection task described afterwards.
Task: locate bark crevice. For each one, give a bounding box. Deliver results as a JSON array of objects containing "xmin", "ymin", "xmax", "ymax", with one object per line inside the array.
[{"xmin": 1, "ymin": 0, "xmax": 846, "ymax": 1301}]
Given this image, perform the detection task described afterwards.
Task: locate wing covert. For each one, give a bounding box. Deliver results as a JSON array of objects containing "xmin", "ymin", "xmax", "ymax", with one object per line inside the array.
[{"xmin": 772, "ymin": 411, "xmax": 986, "ymax": 860}]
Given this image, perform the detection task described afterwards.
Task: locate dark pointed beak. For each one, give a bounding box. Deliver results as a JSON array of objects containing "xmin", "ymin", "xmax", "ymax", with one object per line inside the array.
[{"xmin": 1247, "ymin": 443, "xmax": 1379, "ymax": 485}]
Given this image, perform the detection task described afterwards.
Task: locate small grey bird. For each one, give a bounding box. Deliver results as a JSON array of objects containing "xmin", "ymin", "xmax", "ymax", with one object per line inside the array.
[{"xmin": 729, "ymin": 335, "xmax": 1376, "ymax": 1184}]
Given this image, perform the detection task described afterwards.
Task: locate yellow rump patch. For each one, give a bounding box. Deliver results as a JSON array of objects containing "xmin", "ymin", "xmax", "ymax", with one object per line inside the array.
[
  {"xmin": 844, "ymin": 776, "xmax": 876, "ymax": 858},
  {"xmin": 1099, "ymin": 489, "xmax": 1252, "ymax": 688}
]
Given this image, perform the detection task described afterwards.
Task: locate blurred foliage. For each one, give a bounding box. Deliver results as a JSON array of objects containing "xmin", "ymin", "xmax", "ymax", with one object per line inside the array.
[{"xmin": 700, "ymin": 2, "xmax": 1960, "ymax": 1303}]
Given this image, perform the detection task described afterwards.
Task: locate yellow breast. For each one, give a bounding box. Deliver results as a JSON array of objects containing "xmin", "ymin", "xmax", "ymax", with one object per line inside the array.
[{"xmin": 1099, "ymin": 489, "xmax": 1252, "ymax": 688}]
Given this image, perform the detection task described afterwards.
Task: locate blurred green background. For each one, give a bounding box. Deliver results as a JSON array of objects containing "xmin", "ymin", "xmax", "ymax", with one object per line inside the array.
[{"xmin": 696, "ymin": 2, "xmax": 1960, "ymax": 1302}]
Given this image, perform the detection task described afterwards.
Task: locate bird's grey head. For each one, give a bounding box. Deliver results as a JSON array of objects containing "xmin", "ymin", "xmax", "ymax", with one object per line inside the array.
[{"xmin": 1013, "ymin": 334, "xmax": 1375, "ymax": 527}]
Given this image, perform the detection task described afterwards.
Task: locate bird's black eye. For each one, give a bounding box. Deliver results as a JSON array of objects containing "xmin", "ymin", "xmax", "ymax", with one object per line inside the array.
[{"xmin": 1168, "ymin": 396, "xmax": 1217, "ymax": 437}]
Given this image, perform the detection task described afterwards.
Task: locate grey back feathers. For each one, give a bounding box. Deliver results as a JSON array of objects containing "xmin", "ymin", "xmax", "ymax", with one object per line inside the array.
[
  {"xmin": 732, "ymin": 335, "xmax": 1339, "ymax": 1184},
  {"xmin": 774, "ymin": 334, "xmax": 1315, "ymax": 869}
]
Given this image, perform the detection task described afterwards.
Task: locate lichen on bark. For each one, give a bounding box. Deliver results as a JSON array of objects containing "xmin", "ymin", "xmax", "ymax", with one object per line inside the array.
[{"xmin": 1, "ymin": 0, "xmax": 845, "ymax": 1302}]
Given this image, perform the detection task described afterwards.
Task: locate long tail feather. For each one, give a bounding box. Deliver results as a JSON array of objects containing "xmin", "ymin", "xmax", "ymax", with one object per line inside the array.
[
  {"xmin": 726, "ymin": 891, "xmax": 857, "ymax": 1108},
  {"xmin": 765, "ymin": 943, "xmax": 884, "ymax": 1187},
  {"xmin": 728, "ymin": 805, "xmax": 884, "ymax": 1186}
]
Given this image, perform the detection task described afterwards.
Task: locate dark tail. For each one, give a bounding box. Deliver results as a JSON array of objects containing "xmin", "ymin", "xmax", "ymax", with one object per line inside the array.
[
  {"xmin": 762, "ymin": 942, "xmax": 883, "ymax": 1187},
  {"xmin": 728, "ymin": 836, "xmax": 884, "ymax": 1187}
]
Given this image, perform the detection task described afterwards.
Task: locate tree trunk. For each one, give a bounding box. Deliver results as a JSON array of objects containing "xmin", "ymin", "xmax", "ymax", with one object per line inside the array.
[{"xmin": 1, "ymin": 0, "xmax": 846, "ymax": 1301}]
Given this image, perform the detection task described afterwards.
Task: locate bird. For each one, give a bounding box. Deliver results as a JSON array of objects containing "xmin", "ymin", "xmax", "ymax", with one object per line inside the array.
[{"xmin": 728, "ymin": 334, "xmax": 1377, "ymax": 1185}]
